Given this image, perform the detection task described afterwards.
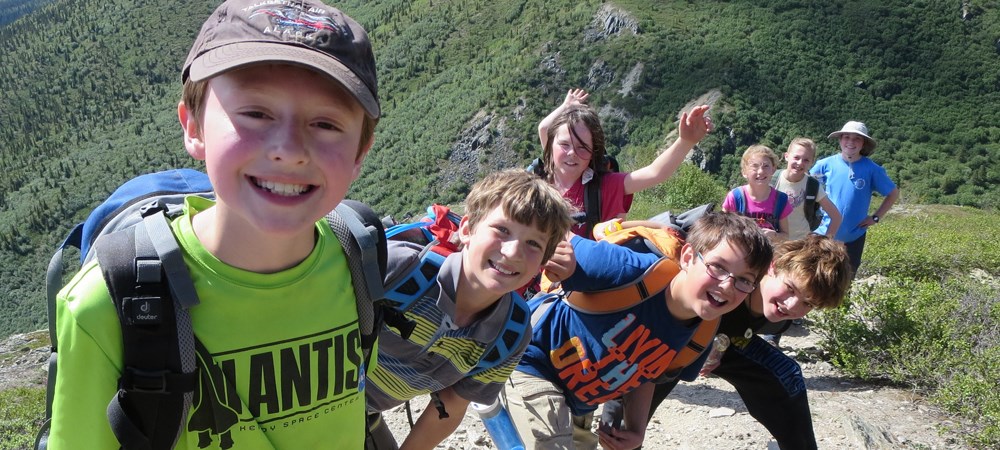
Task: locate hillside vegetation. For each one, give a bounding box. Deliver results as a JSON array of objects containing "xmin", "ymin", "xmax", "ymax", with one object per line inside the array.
[{"xmin": 1, "ymin": 0, "xmax": 999, "ymax": 337}]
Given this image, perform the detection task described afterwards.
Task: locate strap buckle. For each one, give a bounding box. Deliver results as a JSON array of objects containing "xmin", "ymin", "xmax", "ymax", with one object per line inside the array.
[{"xmin": 122, "ymin": 368, "xmax": 170, "ymax": 394}]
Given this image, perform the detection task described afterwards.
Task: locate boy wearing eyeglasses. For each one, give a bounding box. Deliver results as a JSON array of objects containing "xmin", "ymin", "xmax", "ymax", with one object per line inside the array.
[
  {"xmin": 600, "ymin": 233, "xmax": 853, "ymax": 450},
  {"xmin": 505, "ymin": 213, "xmax": 772, "ymax": 450},
  {"xmin": 811, "ymin": 121, "xmax": 899, "ymax": 276}
]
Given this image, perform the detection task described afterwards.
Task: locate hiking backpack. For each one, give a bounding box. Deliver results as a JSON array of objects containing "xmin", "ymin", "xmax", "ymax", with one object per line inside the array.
[
  {"xmin": 35, "ymin": 169, "xmax": 387, "ymax": 450},
  {"xmin": 381, "ymin": 204, "xmax": 530, "ymax": 376},
  {"xmin": 529, "ymin": 225, "xmax": 719, "ymax": 378},
  {"xmin": 771, "ymin": 169, "xmax": 823, "ymax": 230},
  {"xmin": 730, "ymin": 186, "xmax": 789, "ymax": 232}
]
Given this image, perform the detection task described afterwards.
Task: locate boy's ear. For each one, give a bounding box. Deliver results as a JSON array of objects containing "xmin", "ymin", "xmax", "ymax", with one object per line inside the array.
[
  {"xmin": 679, "ymin": 243, "xmax": 695, "ymax": 270},
  {"xmin": 457, "ymin": 215, "xmax": 473, "ymax": 246},
  {"xmin": 351, "ymin": 135, "xmax": 375, "ymax": 180},
  {"xmin": 178, "ymin": 101, "xmax": 205, "ymax": 160}
]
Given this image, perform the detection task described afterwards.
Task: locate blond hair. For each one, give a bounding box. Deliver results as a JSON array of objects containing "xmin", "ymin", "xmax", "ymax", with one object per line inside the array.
[
  {"xmin": 787, "ymin": 137, "xmax": 816, "ymax": 158},
  {"xmin": 740, "ymin": 145, "xmax": 779, "ymax": 172},
  {"xmin": 464, "ymin": 170, "xmax": 573, "ymax": 262},
  {"xmin": 772, "ymin": 234, "xmax": 853, "ymax": 308},
  {"xmin": 686, "ymin": 212, "xmax": 773, "ymax": 283}
]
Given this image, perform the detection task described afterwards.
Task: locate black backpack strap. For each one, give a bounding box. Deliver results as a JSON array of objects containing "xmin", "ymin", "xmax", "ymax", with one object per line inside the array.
[
  {"xmin": 805, "ymin": 175, "xmax": 819, "ymax": 205},
  {"xmin": 325, "ymin": 201, "xmax": 387, "ymax": 372},
  {"xmin": 584, "ymin": 175, "xmax": 602, "ymax": 238},
  {"xmin": 97, "ymin": 208, "xmax": 199, "ymax": 450}
]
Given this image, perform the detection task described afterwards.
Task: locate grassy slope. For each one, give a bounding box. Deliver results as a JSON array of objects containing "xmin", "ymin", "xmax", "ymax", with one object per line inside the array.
[{"xmin": 0, "ymin": 0, "xmax": 998, "ymax": 338}]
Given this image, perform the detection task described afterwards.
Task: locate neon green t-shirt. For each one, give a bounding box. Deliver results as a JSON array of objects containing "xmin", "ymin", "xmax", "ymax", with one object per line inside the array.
[{"xmin": 49, "ymin": 197, "xmax": 366, "ymax": 449}]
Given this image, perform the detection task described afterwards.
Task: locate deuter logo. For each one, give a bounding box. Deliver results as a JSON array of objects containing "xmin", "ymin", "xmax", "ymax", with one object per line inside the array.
[{"xmin": 128, "ymin": 296, "xmax": 162, "ymax": 325}]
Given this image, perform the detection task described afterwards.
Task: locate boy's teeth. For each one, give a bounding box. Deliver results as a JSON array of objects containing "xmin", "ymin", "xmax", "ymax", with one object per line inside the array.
[
  {"xmin": 491, "ymin": 261, "xmax": 516, "ymax": 275},
  {"xmin": 709, "ymin": 293, "xmax": 727, "ymax": 304},
  {"xmin": 256, "ymin": 179, "xmax": 308, "ymax": 196}
]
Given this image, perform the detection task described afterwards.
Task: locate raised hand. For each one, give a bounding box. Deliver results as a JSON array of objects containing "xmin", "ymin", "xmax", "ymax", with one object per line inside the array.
[
  {"xmin": 563, "ymin": 88, "xmax": 589, "ymax": 107},
  {"xmin": 678, "ymin": 104, "xmax": 713, "ymax": 144}
]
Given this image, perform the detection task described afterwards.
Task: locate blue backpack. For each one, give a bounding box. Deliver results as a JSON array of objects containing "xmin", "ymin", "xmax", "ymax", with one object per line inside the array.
[
  {"xmin": 731, "ymin": 186, "xmax": 789, "ymax": 232},
  {"xmin": 36, "ymin": 169, "xmax": 387, "ymax": 450},
  {"xmin": 382, "ymin": 204, "xmax": 530, "ymax": 376}
]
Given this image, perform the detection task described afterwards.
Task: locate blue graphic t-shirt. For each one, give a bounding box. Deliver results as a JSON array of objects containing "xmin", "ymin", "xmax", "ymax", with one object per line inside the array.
[
  {"xmin": 811, "ymin": 155, "xmax": 896, "ymax": 242},
  {"xmin": 516, "ymin": 236, "xmax": 701, "ymax": 415}
]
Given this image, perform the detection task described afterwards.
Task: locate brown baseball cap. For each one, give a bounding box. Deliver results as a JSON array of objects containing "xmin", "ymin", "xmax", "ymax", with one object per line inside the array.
[{"xmin": 183, "ymin": 0, "xmax": 380, "ymax": 118}]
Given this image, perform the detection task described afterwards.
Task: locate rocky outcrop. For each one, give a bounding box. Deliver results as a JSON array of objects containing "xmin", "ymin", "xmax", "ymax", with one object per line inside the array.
[
  {"xmin": 586, "ymin": 60, "xmax": 615, "ymax": 91},
  {"xmin": 961, "ymin": 0, "xmax": 981, "ymax": 21},
  {"xmin": 584, "ymin": 3, "xmax": 639, "ymax": 43},
  {"xmin": 0, "ymin": 329, "xmax": 48, "ymax": 391},
  {"xmin": 439, "ymin": 107, "xmax": 524, "ymax": 198},
  {"xmin": 619, "ymin": 62, "xmax": 644, "ymax": 97}
]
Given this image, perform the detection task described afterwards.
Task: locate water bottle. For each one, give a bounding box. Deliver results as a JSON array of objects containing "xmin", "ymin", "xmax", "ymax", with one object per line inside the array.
[
  {"xmin": 703, "ymin": 333, "xmax": 731, "ymax": 369},
  {"xmin": 471, "ymin": 400, "xmax": 525, "ymax": 450}
]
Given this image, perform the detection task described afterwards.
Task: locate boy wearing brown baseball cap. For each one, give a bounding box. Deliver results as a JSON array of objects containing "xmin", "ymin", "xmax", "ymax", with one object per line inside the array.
[{"xmin": 48, "ymin": 1, "xmax": 380, "ymax": 448}]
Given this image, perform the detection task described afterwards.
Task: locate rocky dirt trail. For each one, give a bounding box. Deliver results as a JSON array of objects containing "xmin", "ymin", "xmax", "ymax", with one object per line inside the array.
[
  {"xmin": 1, "ymin": 324, "xmax": 971, "ymax": 449},
  {"xmin": 379, "ymin": 322, "xmax": 971, "ymax": 449}
]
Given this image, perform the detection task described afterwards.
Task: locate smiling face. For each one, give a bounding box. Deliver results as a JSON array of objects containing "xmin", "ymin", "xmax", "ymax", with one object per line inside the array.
[
  {"xmin": 180, "ymin": 64, "xmax": 370, "ymax": 241},
  {"xmin": 784, "ymin": 143, "xmax": 816, "ymax": 179},
  {"xmin": 753, "ymin": 267, "xmax": 816, "ymax": 322},
  {"xmin": 838, "ymin": 133, "xmax": 866, "ymax": 161},
  {"xmin": 741, "ymin": 155, "xmax": 776, "ymax": 188},
  {"xmin": 550, "ymin": 122, "xmax": 594, "ymax": 184},
  {"xmin": 672, "ymin": 240, "xmax": 759, "ymax": 321},
  {"xmin": 458, "ymin": 205, "xmax": 551, "ymax": 301}
]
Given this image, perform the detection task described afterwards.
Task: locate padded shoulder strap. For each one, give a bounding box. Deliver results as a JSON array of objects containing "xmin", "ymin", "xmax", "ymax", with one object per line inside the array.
[
  {"xmin": 469, "ymin": 292, "xmax": 531, "ymax": 375},
  {"xmin": 384, "ymin": 246, "xmax": 446, "ymax": 310},
  {"xmin": 805, "ymin": 175, "xmax": 819, "ymax": 201},
  {"xmin": 584, "ymin": 176, "xmax": 602, "ymax": 239},
  {"xmin": 98, "ymin": 212, "xmax": 198, "ymax": 450},
  {"xmin": 731, "ymin": 187, "xmax": 746, "ymax": 215},
  {"xmin": 773, "ymin": 191, "xmax": 788, "ymax": 231},
  {"xmin": 325, "ymin": 201, "xmax": 387, "ymax": 370},
  {"xmin": 667, "ymin": 318, "xmax": 720, "ymax": 372},
  {"xmin": 564, "ymin": 257, "xmax": 681, "ymax": 313}
]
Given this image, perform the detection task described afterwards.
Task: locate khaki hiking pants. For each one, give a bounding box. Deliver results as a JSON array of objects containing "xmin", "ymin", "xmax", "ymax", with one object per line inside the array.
[{"xmin": 504, "ymin": 370, "xmax": 599, "ymax": 450}]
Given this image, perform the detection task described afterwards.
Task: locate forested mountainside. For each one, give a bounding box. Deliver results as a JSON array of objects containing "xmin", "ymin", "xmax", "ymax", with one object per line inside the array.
[
  {"xmin": 1, "ymin": 0, "xmax": 998, "ymax": 338},
  {"xmin": 0, "ymin": 0, "xmax": 52, "ymax": 27}
]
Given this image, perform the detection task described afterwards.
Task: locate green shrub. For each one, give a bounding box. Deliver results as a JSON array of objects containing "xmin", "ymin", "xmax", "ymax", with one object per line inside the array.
[
  {"xmin": 0, "ymin": 386, "xmax": 45, "ymax": 449},
  {"xmin": 814, "ymin": 257, "xmax": 1000, "ymax": 447},
  {"xmin": 862, "ymin": 206, "xmax": 1000, "ymax": 279},
  {"xmin": 628, "ymin": 162, "xmax": 727, "ymax": 219}
]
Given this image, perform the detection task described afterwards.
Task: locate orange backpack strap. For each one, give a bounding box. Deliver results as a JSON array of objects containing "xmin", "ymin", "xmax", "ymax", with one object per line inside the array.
[
  {"xmin": 539, "ymin": 226, "xmax": 686, "ymax": 294},
  {"xmin": 666, "ymin": 317, "xmax": 720, "ymax": 373},
  {"xmin": 563, "ymin": 258, "xmax": 680, "ymax": 313}
]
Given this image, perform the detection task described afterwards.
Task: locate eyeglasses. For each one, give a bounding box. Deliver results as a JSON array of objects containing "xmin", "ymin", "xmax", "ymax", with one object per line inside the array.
[{"xmin": 697, "ymin": 253, "xmax": 756, "ymax": 293}]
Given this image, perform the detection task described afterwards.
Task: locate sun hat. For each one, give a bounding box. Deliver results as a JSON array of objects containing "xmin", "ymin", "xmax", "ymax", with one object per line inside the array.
[
  {"xmin": 182, "ymin": 0, "xmax": 380, "ymax": 119},
  {"xmin": 828, "ymin": 121, "xmax": 877, "ymax": 155}
]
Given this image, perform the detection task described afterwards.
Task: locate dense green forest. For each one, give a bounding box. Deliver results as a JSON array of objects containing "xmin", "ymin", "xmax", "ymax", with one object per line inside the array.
[
  {"xmin": 1, "ymin": 0, "xmax": 999, "ymax": 338},
  {"xmin": 0, "ymin": 0, "xmax": 51, "ymax": 27}
]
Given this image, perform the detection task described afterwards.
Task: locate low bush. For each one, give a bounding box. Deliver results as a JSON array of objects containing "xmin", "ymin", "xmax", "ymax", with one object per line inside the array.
[
  {"xmin": 629, "ymin": 162, "xmax": 727, "ymax": 219},
  {"xmin": 813, "ymin": 206, "xmax": 1000, "ymax": 448},
  {"xmin": 0, "ymin": 386, "xmax": 45, "ymax": 449}
]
